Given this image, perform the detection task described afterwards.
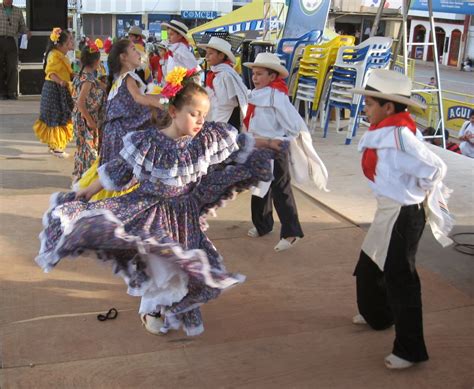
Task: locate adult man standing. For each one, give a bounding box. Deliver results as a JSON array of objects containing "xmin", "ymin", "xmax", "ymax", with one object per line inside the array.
[{"xmin": 0, "ymin": 0, "xmax": 31, "ymax": 100}]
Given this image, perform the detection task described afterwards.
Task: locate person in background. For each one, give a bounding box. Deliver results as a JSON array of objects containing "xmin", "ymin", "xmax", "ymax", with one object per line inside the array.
[
  {"xmin": 71, "ymin": 42, "xmax": 107, "ymax": 183},
  {"xmin": 198, "ymin": 37, "xmax": 248, "ymax": 130},
  {"xmin": 149, "ymin": 43, "xmax": 165, "ymax": 84},
  {"xmin": 128, "ymin": 25, "xmax": 152, "ymax": 84},
  {"xmin": 0, "ymin": 0, "xmax": 32, "ymax": 100},
  {"xmin": 423, "ymin": 127, "xmax": 461, "ymax": 154},
  {"xmin": 428, "ymin": 77, "xmax": 436, "ymax": 87},
  {"xmin": 160, "ymin": 20, "xmax": 198, "ymax": 75},
  {"xmin": 33, "ymin": 28, "xmax": 74, "ymax": 158},
  {"xmin": 458, "ymin": 111, "xmax": 474, "ymax": 158}
]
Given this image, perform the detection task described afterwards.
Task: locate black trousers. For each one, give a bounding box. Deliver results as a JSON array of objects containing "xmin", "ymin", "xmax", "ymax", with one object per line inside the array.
[
  {"xmin": 354, "ymin": 203, "xmax": 429, "ymax": 363},
  {"xmin": 251, "ymin": 152, "xmax": 303, "ymax": 239},
  {"xmin": 0, "ymin": 37, "xmax": 18, "ymax": 97}
]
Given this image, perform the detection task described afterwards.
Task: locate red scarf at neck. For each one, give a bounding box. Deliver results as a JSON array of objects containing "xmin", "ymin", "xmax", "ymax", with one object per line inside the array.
[
  {"xmin": 205, "ymin": 60, "xmax": 233, "ymax": 90},
  {"xmin": 243, "ymin": 77, "xmax": 289, "ymax": 130},
  {"xmin": 362, "ymin": 111, "xmax": 417, "ymax": 182}
]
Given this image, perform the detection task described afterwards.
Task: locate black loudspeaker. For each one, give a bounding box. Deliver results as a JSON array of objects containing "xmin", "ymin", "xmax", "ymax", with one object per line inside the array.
[
  {"xmin": 19, "ymin": 66, "xmax": 45, "ymax": 95},
  {"xmin": 27, "ymin": 0, "xmax": 68, "ymax": 31},
  {"xmin": 19, "ymin": 34, "xmax": 49, "ymax": 63}
]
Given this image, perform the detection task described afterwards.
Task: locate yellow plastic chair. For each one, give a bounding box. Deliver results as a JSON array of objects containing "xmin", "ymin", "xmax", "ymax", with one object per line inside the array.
[{"xmin": 293, "ymin": 35, "xmax": 355, "ymax": 127}]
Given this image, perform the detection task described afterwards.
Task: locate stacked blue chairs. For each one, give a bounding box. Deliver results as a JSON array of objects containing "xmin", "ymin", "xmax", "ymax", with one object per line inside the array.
[
  {"xmin": 276, "ymin": 30, "xmax": 323, "ymax": 82},
  {"xmin": 292, "ymin": 36, "xmax": 356, "ymax": 131},
  {"xmin": 322, "ymin": 37, "xmax": 393, "ymax": 144}
]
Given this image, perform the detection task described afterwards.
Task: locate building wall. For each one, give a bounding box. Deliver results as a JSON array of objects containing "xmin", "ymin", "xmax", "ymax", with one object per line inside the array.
[{"xmin": 409, "ymin": 17, "xmax": 466, "ymax": 66}]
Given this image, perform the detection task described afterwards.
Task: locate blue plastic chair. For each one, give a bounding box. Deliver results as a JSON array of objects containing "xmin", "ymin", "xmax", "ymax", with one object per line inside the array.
[
  {"xmin": 276, "ymin": 30, "xmax": 323, "ymax": 75},
  {"xmin": 322, "ymin": 37, "xmax": 393, "ymax": 144}
]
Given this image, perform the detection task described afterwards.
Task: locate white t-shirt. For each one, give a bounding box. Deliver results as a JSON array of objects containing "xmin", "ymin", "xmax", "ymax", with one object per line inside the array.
[{"xmin": 459, "ymin": 120, "xmax": 474, "ymax": 158}]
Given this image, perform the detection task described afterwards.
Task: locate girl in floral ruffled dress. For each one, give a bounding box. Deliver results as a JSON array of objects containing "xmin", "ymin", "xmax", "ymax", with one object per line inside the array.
[
  {"xmin": 71, "ymin": 42, "xmax": 107, "ymax": 183},
  {"xmin": 36, "ymin": 69, "xmax": 283, "ymax": 337},
  {"xmin": 75, "ymin": 39, "xmax": 163, "ymax": 200}
]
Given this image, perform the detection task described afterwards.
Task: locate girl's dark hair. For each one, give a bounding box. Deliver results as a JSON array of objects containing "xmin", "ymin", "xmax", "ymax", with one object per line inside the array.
[
  {"xmin": 43, "ymin": 29, "xmax": 71, "ymax": 70},
  {"xmin": 79, "ymin": 46, "xmax": 101, "ymax": 76},
  {"xmin": 156, "ymin": 82, "xmax": 208, "ymax": 128},
  {"xmin": 371, "ymin": 96, "xmax": 408, "ymax": 113},
  {"xmin": 106, "ymin": 39, "xmax": 131, "ymax": 94}
]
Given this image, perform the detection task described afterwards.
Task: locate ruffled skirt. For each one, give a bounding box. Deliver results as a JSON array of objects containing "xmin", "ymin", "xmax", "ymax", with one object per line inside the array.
[{"xmin": 33, "ymin": 80, "xmax": 74, "ymax": 150}]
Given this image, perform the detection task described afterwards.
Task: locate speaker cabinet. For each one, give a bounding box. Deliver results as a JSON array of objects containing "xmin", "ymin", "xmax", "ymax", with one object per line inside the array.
[
  {"xmin": 19, "ymin": 33, "xmax": 49, "ymax": 63},
  {"xmin": 19, "ymin": 64, "xmax": 45, "ymax": 96},
  {"xmin": 27, "ymin": 0, "xmax": 68, "ymax": 31}
]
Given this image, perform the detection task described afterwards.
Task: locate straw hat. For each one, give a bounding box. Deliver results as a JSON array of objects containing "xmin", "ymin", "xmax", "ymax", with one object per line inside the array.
[
  {"xmin": 243, "ymin": 52, "xmax": 288, "ymax": 78},
  {"xmin": 197, "ymin": 37, "xmax": 236, "ymax": 64},
  {"xmin": 128, "ymin": 26, "xmax": 145, "ymax": 38},
  {"xmin": 350, "ymin": 69, "xmax": 426, "ymax": 109},
  {"xmin": 161, "ymin": 20, "xmax": 190, "ymax": 42}
]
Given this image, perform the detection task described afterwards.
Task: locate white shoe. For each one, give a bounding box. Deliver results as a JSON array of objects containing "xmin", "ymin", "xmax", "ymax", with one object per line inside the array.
[
  {"xmin": 140, "ymin": 314, "xmax": 164, "ymax": 336},
  {"xmin": 384, "ymin": 353, "xmax": 414, "ymax": 370},
  {"xmin": 352, "ymin": 314, "xmax": 367, "ymax": 325},
  {"xmin": 51, "ymin": 150, "xmax": 69, "ymax": 159},
  {"xmin": 248, "ymin": 227, "xmax": 259, "ymax": 237},
  {"xmin": 274, "ymin": 237, "xmax": 301, "ymax": 252}
]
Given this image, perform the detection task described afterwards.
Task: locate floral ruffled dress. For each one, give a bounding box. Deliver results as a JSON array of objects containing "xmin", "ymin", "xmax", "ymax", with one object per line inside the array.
[
  {"xmin": 71, "ymin": 72, "xmax": 106, "ymax": 179},
  {"xmin": 37, "ymin": 122, "xmax": 275, "ymax": 336},
  {"xmin": 75, "ymin": 71, "xmax": 155, "ymax": 200}
]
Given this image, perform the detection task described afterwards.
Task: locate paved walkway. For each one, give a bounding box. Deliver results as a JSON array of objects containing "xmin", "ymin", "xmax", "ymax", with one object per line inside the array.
[{"xmin": 0, "ymin": 98, "xmax": 472, "ymax": 388}]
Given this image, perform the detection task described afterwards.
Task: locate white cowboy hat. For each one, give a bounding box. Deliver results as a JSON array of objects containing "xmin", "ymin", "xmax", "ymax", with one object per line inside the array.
[
  {"xmin": 161, "ymin": 20, "xmax": 190, "ymax": 42},
  {"xmin": 243, "ymin": 52, "xmax": 288, "ymax": 78},
  {"xmin": 197, "ymin": 37, "xmax": 236, "ymax": 64},
  {"xmin": 350, "ymin": 69, "xmax": 426, "ymax": 109},
  {"xmin": 128, "ymin": 26, "xmax": 145, "ymax": 38}
]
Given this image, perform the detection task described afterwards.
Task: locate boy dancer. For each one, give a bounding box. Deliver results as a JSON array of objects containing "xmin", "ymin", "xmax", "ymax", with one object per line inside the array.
[
  {"xmin": 243, "ymin": 53, "xmax": 326, "ymax": 251},
  {"xmin": 198, "ymin": 37, "xmax": 248, "ymax": 130},
  {"xmin": 351, "ymin": 69, "xmax": 453, "ymax": 369}
]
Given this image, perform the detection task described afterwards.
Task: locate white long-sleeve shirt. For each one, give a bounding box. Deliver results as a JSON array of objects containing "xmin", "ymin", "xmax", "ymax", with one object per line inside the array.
[
  {"xmin": 205, "ymin": 63, "xmax": 249, "ymax": 123},
  {"xmin": 359, "ymin": 126, "xmax": 443, "ymax": 205},
  {"xmin": 165, "ymin": 42, "xmax": 198, "ymax": 74},
  {"xmin": 247, "ymin": 87, "xmax": 303, "ymax": 139}
]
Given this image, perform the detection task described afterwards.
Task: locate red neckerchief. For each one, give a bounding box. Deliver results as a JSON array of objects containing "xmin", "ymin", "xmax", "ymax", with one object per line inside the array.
[
  {"xmin": 164, "ymin": 51, "xmax": 173, "ymax": 60},
  {"xmin": 205, "ymin": 60, "xmax": 233, "ymax": 90},
  {"xmin": 243, "ymin": 77, "xmax": 289, "ymax": 130},
  {"xmin": 362, "ymin": 111, "xmax": 417, "ymax": 182}
]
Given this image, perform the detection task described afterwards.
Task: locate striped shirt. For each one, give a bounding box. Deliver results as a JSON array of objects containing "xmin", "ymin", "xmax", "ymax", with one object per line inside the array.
[{"xmin": 0, "ymin": 4, "xmax": 28, "ymax": 38}]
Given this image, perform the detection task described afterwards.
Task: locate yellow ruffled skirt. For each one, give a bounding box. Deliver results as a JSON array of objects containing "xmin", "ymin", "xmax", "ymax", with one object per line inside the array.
[
  {"xmin": 76, "ymin": 159, "xmax": 138, "ymax": 201},
  {"xmin": 33, "ymin": 119, "xmax": 74, "ymax": 150}
]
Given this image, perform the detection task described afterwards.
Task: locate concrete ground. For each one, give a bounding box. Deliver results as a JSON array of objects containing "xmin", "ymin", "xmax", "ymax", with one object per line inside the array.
[{"xmin": 0, "ymin": 95, "xmax": 473, "ymax": 388}]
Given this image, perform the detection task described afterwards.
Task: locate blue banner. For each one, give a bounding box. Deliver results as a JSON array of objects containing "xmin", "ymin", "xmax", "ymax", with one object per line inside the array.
[
  {"xmin": 148, "ymin": 14, "xmax": 171, "ymax": 36},
  {"xmin": 411, "ymin": 0, "xmax": 474, "ymax": 14},
  {"xmin": 282, "ymin": 0, "xmax": 331, "ymax": 39},
  {"xmin": 203, "ymin": 19, "xmax": 266, "ymax": 34},
  {"xmin": 116, "ymin": 15, "xmax": 142, "ymax": 38}
]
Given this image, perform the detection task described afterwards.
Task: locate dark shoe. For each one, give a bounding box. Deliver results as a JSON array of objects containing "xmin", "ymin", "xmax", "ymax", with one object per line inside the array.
[
  {"xmin": 7, "ymin": 94, "xmax": 18, "ymax": 100},
  {"xmin": 0, "ymin": 95, "xmax": 8, "ymax": 100}
]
